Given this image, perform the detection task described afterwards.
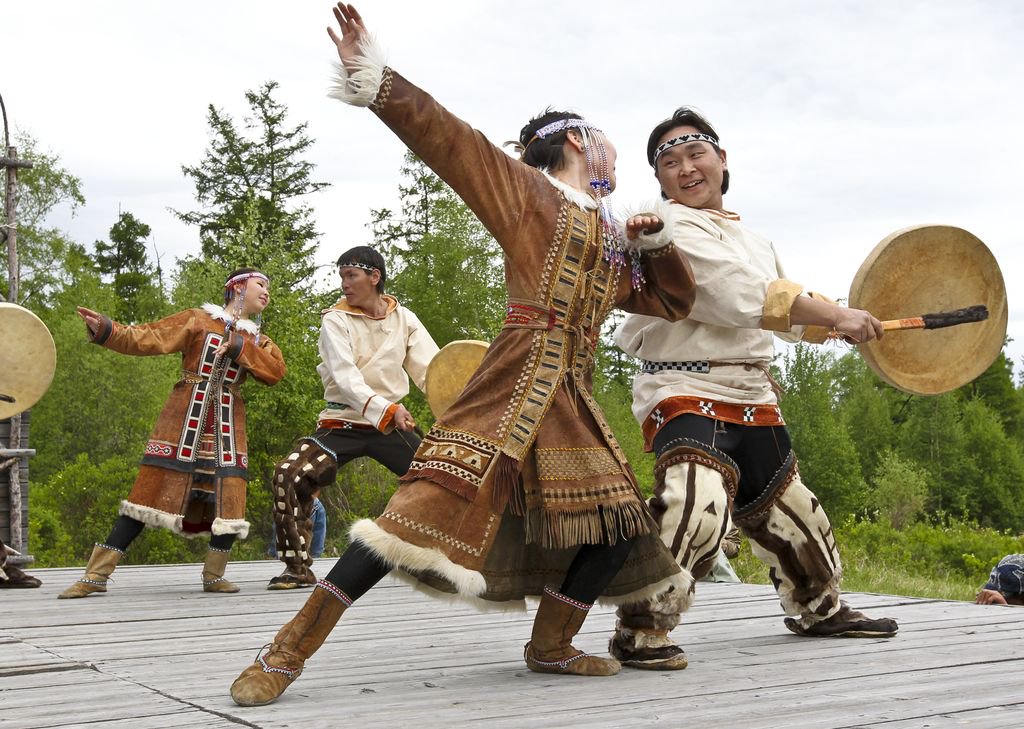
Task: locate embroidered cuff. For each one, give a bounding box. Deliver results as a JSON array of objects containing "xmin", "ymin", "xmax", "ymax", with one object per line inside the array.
[
  {"xmin": 623, "ymin": 199, "xmax": 675, "ymax": 251},
  {"xmin": 800, "ymin": 291, "xmax": 839, "ymax": 344},
  {"xmin": 761, "ymin": 279, "xmax": 804, "ymax": 331},
  {"xmin": 92, "ymin": 315, "xmax": 114, "ymax": 345},
  {"xmin": 362, "ymin": 394, "xmax": 396, "ymax": 432},
  {"xmin": 327, "ymin": 35, "xmax": 388, "ymax": 108}
]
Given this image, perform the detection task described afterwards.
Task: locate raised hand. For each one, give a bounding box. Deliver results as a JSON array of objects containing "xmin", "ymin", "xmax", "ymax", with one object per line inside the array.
[
  {"xmin": 76, "ymin": 306, "xmax": 102, "ymax": 336},
  {"xmin": 625, "ymin": 214, "xmax": 664, "ymax": 241},
  {"xmin": 327, "ymin": 3, "xmax": 369, "ymax": 71}
]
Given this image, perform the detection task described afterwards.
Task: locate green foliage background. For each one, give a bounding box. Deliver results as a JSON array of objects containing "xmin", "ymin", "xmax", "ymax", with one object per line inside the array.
[{"xmin": 5, "ymin": 85, "xmax": 1023, "ymax": 603}]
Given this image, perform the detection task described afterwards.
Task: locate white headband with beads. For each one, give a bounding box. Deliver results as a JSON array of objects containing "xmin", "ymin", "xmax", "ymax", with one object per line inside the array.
[
  {"xmin": 652, "ymin": 133, "xmax": 720, "ymax": 167},
  {"xmin": 224, "ymin": 271, "xmax": 269, "ymax": 289}
]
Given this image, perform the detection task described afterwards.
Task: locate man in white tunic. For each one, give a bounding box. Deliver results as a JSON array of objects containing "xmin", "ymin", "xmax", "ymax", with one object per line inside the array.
[
  {"xmin": 608, "ymin": 108, "xmax": 899, "ymax": 669},
  {"xmin": 267, "ymin": 245, "xmax": 439, "ymax": 589}
]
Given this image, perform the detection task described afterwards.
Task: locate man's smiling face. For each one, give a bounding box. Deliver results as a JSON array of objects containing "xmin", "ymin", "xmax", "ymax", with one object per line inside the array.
[{"xmin": 654, "ymin": 124, "xmax": 728, "ymax": 211}]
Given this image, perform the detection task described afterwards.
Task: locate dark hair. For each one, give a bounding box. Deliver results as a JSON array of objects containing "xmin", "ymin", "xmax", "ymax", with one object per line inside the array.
[
  {"xmin": 223, "ymin": 267, "xmax": 266, "ymax": 304},
  {"xmin": 336, "ymin": 245, "xmax": 387, "ymax": 293},
  {"xmin": 647, "ymin": 107, "xmax": 730, "ymax": 195},
  {"xmin": 519, "ymin": 109, "xmax": 584, "ymax": 171}
]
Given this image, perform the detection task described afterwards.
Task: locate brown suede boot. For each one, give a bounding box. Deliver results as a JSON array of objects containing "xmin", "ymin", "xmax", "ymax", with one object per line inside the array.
[
  {"xmin": 230, "ymin": 580, "xmax": 351, "ymax": 706},
  {"xmin": 58, "ymin": 544, "xmax": 124, "ymax": 599},
  {"xmin": 202, "ymin": 547, "xmax": 240, "ymax": 593},
  {"xmin": 523, "ymin": 587, "xmax": 620, "ymax": 676}
]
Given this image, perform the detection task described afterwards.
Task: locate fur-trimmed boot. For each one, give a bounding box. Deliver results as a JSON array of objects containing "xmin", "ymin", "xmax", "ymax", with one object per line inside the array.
[
  {"xmin": 202, "ymin": 547, "xmax": 240, "ymax": 593},
  {"xmin": 230, "ymin": 580, "xmax": 351, "ymax": 706},
  {"xmin": 58, "ymin": 544, "xmax": 124, "ymax": 599},
  {"xmin": 608, "ymin": 592, "xmax": 689, "ymax": 670},
  {"xmin": 523, "ymin": 587, "xmax": 620, "ymax": 676}
]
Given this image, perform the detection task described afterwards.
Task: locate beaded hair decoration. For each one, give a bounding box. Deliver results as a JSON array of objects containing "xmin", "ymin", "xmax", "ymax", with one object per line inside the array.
[
  {"xmin": 224, "ymin": 271, "xmax": 269, "ymax": 343},
  {"xmin": 338, "ymin": 262, "xmax": 377, "ymax": 274},
  {"xmin": 525, "ymin": 118, "xmax": 645, "ymax": 290},
  {"xmin": 652, "ymin": 132, "xmax": 720, "ymax": 167}
]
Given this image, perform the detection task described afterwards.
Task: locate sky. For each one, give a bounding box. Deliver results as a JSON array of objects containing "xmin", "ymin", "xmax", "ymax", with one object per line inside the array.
[{"xmin": 4, "ymin": 0, "xmax": 1023, "ymax": 375}]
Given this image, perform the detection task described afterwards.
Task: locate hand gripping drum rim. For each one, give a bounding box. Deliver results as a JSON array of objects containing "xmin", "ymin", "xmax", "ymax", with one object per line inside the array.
[
  {"xmin": 424, "ymin": 339, "xmax": 490, "ymax": 418},
  {"xmin": 848, "ymin": 225, "xmax": 1007, "ymax": 395},
  {"xmin": 0, "ymin": 303, "xmax": 57, "ymax": 419}
]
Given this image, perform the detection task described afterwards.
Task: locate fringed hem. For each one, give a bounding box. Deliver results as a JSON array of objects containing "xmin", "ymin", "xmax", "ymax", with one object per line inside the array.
[
  {"xmin": 492, "ymin": 451, "xmax": 523, "ymax": 514},
  {"xmin": 349, "ymin": 519, "xmax": 487, "ymax": 598},
  {"xmin": 525, "ymin": 498, "xmax": 651, "ymax": 550},
  {"xmin": 398, "ymin": 467, "xmax": 478, "ymax": 501},
  {"xmin": 595, "ymin": 570, "xmax": 690, "ymax": 608}
]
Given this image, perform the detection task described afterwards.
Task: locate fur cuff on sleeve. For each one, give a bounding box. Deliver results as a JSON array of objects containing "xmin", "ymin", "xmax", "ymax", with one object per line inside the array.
[
  {"xmin": 327, "ymin": 35, "xmax": 388, "ymax": 107},
  {"xmin": 622, "ymin": 199, "xmax": 676, "ymax": 251}
]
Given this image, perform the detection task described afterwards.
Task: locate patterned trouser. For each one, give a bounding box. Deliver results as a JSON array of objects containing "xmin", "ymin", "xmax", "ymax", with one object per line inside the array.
[
  {"xmin": 616, "ymin": 414, "xmax": 842, "ymax": 643},
  {"xmin": 272, "ymin": 427, "xmax": 419, "ymax": 578}
]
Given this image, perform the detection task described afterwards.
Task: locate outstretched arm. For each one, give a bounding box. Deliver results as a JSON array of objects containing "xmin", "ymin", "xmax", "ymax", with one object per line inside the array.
[
  {"xmin": 325, "ymin": 3, "xmax": 538, "ymax": 253},
  {"xmin": 790, "ymin": 296, "xmax": 884, "ymax": 344}
]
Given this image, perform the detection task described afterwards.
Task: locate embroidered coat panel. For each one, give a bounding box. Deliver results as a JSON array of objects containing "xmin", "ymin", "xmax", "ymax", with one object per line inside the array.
[
  {"xmin": 93, "ymin": 308, "xmax": 286, "ymax": 535},
  {"xmin": 354, "ymin": 70, "xmax": 697, "ymax": 600}
]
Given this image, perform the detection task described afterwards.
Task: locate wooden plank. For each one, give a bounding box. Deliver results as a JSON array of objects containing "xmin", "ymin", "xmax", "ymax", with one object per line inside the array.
[{"xmin": 3, "ymin": 562, "xmax": 1022, "ymax": 728}]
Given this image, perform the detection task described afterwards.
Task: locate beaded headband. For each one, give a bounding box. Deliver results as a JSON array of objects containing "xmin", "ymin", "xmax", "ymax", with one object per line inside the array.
[
  {"xmin": 523, "ymin": 118, "xmax": 601, "ymax": 151},
  {"xmin": 652, "ymin": 133, "xmax": 720, "ymax": 167},
  {"xmin": 224, "ymin": 271, "xmax": 269, "ymax": 290},
  {"xmin": 338, "ymin": 262, "xmax": 377, "ymax": 274}
]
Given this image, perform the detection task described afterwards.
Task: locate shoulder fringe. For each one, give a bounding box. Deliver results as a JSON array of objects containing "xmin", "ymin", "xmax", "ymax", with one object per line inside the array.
[
  {"xmin": 621, "ymin": 198, "xmax": 676, "ymax": 251},
  {"xmin": 327, "ymin": 35, "xmax": 388, "ymax": 107}
]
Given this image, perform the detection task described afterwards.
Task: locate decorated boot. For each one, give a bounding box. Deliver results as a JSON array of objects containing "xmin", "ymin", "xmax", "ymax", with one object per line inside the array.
[
  {"xmin": 523, "ymin": 587, "xmax": 620, "ymax": 676},
  {"xmin": 784, "ymin": 602, "xmax": 898, "ymax": 638},
  {"xmin": 608, "ymin": 589, "xmax": 689, "ymax": 670},
  {"xmin": 202, "ymin": 547, "xmax": 240, "ymax": 593},
  {"xmin": 230, "ymin": 580, "xmax": 350, "ymax": 706},
  {"xmin": 58, "ymin": 544, "xmax": 124, "ymax": 599}
]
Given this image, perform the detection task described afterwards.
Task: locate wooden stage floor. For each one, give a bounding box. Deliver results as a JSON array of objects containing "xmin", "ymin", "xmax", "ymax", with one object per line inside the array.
[{"xmin": 2, "ymin": 558, "xmax": 1023, "ymax": 728}]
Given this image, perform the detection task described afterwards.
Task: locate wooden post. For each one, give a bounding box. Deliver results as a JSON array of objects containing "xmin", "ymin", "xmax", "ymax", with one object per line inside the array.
[{"xmin": 2, "ymin": 91, "xmax": 35, "ymax": 559}]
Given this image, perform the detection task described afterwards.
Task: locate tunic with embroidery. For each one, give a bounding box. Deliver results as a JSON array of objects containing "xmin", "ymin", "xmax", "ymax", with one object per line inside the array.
[
  {"xmin": 90, "ymin": 306, "xmax": 286, "ymax": 538},
  {"xmin": 338, "ymin": 61, "xmax": 698, "ymax": 606},
  {"xmin": 614, "ymin": 204, "xmax": 829, "ymax": 448}
]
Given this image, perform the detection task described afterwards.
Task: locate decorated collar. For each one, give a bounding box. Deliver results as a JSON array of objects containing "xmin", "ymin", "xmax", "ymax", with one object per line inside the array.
[
  {"xmin": 201, "ymin": 303, "xmax": 261, "ymax": 334},
  {"xmin": 325, "ymin": 294, "xmax": 398, "ymax": 320},
  {"xmin": 653, "ymin": 133, "xmax": 720, "ymax": 167},
  {"xmin": 541, "ymin": 170, "xmax": 598, "ymax": 211}
]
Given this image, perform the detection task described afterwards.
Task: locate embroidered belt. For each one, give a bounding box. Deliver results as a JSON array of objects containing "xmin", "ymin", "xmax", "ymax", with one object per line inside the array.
[
  {"xmin": 503, "ymin": 301, "xmax": 599, "ymax": 348},
  {"xmin": 318, "ymin": 418, "xmax": 376, "ymax": 431},
  {"xmin": 642, "ymin": 395, "xmax": 786, "ymax": 450}
]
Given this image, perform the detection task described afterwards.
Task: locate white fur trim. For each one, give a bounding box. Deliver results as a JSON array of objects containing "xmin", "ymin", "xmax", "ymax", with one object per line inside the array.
[
  {"xmin": 211, "ymin": 517, "xmax": 250, "ymax": 540},
  {"xmin": 118, "ymin": 501, "xmax": 250, "ymax": 539},
  {"xmin": 541, "ymin": 170, "xmax": 598, "ymax": 211},
  {"xmin": 349, "ymin": 519, "xmax": 487, "ymax": 597},
  {"xmin": 200, "ymin": 303, "xmax": 259, "ymax": 335},
  {"xmin": 621, "ymin": 198, "xmax": 676, "ymax": 251},
  {"xmin": 327, "ymin": 35, "xmax": 388, "ymax": 107}
]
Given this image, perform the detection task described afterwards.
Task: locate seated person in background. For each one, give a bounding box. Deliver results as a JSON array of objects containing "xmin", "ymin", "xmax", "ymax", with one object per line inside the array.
[{"xmin": 975, "ymin": 554, "xmax": 1024, "ymax": 605}]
